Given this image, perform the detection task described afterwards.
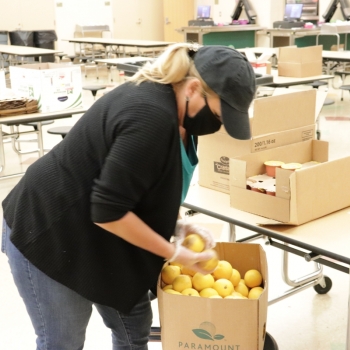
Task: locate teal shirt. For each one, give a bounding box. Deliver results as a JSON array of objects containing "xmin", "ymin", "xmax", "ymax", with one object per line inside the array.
[{"xmin": 180, "ymin": 136, "xmax": 198, "ymax": 204}]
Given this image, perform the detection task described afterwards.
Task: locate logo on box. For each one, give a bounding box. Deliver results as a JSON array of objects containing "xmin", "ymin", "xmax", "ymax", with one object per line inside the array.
[
  {"xmin": 192, "ymin": 321, "xmax": 224, "ymax": 341},
  {"xmin": 178, "ymin": 321, "xmax": 241, "ymax": 348},
  {"xmin": 214, "ymin": 156, "xmax": 230, "ymax": 175}
]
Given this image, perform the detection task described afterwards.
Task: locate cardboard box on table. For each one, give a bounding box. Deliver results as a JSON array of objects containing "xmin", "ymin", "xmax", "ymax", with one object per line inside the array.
[
  {"xmin": 9, "ymin": 63, "xmax": 82, "ymax": 112},
  {"xmin": 245, "ymin": 50, "xmax": 272, "ymax": 75},
  {"xmin": 157, "ymin": 242, "xmax": 268, "ymax": 350},
  {"xmin": 198, "ymin": 90, "xmax": 318, "ymax": 194},
  {"xmin": 229, "ymin": 139, "xmax": 350, "ymax": 225},
  {"xmin": 278, "ymin": 45, "xmax": 323, "ymax": 78}
]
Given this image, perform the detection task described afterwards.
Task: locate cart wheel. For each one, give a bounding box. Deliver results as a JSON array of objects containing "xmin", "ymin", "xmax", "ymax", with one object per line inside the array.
[
  {"xmin": 313, "ymin": 276, "xmax": 332, "ymax": 294},
  {"xmin": 264, "ymin": 332, "xmax": 279, "ymax": 350},
  {"xmin": 316, "ymin": 131, "xmax": 321, "ymax": 140}
]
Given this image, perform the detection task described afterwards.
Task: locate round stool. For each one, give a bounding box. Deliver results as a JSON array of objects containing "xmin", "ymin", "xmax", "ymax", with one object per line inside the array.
[
  {"xmin": 339, "ymin": 85, "xmax": 350, "ymax": 101},
  {"xmin": 307, "ymin": 80, "xmax": 328, "ymax": 89},
  {"xmin": 47, "ymin": 126, "xmax": 72, "ymax": 139},
  {"xmin": 83, "ymin": 85, "xmax": 107, "ymax": 100},
  {"xmin": 323, "ymin": 98, "xmax": 335, "ymax": 106},
  {"xmin": 55, "ymin": 53, "xmax": 67, "ymax": 62}
]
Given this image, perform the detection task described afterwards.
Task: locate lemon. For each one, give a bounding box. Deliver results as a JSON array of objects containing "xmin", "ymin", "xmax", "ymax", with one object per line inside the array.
[
  {"xmin": 169, "ymin": 261, "xmax": 183, "ymax": 268},
  {"xmin": 181, "ymin": 265, "xmax": 197, "ymax": 277},
  {"xmin": 163, "ymin": 289, "xmax": 182, "ymax": 295},
  {"xmin": 161, "ymin": 265, "xmax": 181, "ymax": 285},
  {"xmin": 172, "ymin": 274, "xmax": 192, "ymax": 293},
  {"xmin": 212, "ymin": 260, "xmax": 233, "ymax": 280},
  {"xmin": 182, "ymin": 288, "xmax": 200, "ymax": 297},
  {"xmin": 182, "ymin": 233, "xmax": 205, "ymax": 252},
  {"xmin": 248, "ymin": 287, "xmax": 264, "ymax": 299},
  {"xmin": 229, "ymin": 268, "xmax": 241, "ymax": 287},
  {"xmin": 234, "ymin": 283, "xmax": 249, "ymax": 298},
  {"xmin": 225, "ymin": 295, "xmax": 244, "ymax": 299},
  {"xmin": 244, "ymin": 269, "xmax": 263, "ymax": 288},
  {"xmin": 192, "ymin": 272, "xmax": 215, "ymax": 292},
  {"xmin": 162, "ymin": 284, "xmax": 173, "ymax": 291},
  {"xmin": 197, "ymin": 249, "xmax": 219, "ymax": 272},
  {"xmin": 199, "ymin": 287, "xmax": 219, "ymax": 298},
  {"xmin": 213, "ymin": 278, "xmax": 234, "ymax": 297}
]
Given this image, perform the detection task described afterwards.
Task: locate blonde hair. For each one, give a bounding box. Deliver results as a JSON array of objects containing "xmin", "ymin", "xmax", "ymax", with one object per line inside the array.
[{"xmin": 128, "ymin": 43, "xmax": 213, "ymax": 95}]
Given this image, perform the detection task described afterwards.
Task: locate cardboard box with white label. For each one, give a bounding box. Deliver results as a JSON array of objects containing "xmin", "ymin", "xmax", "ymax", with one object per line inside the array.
[
  {"xmin": 198, "ymin": 89, "xmax": 320, "ymax": 194},
  {"xmin": 10, "ymin": 63, "xmax": 82, "ymax": 113}
]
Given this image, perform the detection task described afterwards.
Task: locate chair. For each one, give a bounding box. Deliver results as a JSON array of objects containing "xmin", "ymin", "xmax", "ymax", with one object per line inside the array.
[{"xmin": 47, "ymin": 126, "xmax": 72, "ymax": 139}]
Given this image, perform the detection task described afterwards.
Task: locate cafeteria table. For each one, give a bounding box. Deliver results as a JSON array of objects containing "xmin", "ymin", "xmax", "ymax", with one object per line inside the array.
[
  {"xmin": 94, "ymin": 56, "xmax": 153, "ymax": 80},
  {"xmin": 64, "ymin": 37, "xmax": 174, "ymax": 58},
  {"xmin": 265, "ymin": 70, "xmax": 333, "ymax": 88},
  {"xmin": 0, "ymin": 106, "xmax": 88, "ymax": 179},
  {"xmin": 0, "ymin": 44, "xmax": 63, "ymax": 69},
  {"xmin": 181, "ymin": 183, "xmax": 350, "ymax": 349}
]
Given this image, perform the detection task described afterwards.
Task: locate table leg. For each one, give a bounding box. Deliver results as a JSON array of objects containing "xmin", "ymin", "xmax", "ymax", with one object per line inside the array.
[
  {"xmin": 36, "ymin": 122, "xmax": 44, "ymax": 157},
  {"xmin": 347, "ymin": 272, "xmax": 350, "ymax": 349},
  {"xmin": 0, "ymin": 124, "xmax": 5, "ymax": 173},
  {"xmin": 0, "ymin": 53, "xmax": 4, "ymax": 70},
  {"xmin": 228, "ymin": 223, "xmax": 236, "ymax": 242}
]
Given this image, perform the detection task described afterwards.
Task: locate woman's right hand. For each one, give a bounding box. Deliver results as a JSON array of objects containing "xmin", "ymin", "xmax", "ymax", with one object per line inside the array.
[{"xmin": 168, "ymin": 244, "xmax": 216, "ymax": 274}]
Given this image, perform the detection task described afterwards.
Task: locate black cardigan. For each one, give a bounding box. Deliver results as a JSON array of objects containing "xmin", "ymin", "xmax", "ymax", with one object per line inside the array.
[{"xmin": 2, "ymin": 82, "xmax": 182, "ymax": 314}]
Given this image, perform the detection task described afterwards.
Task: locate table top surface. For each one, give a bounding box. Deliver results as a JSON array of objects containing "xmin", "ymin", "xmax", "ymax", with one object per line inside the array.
[
  {"xmin": 238, "ymin": 47, "xmax": 350, "ymax": 61},
  {"xmin": 0, "ymin": 45, "xmax": 62, "ymax": 56},
  {"xmin": 94, "ymin": 56, "xmax": 153, "ymax": 65},
  {"xmin": 264, "ymin": 27, "xmax": 320, "ymax": 34},
  {"xmin": 237, "ymin": 47, "xmax": 279, "ymax": 56},
  {"xmin": 268, "ymin": 70, "xmax": 333, "ymax": 87},
  {"xmin": 64, "ymin": 37, "xmax": 175, "ymax": 47},
  {"xmin": 184, "ymin": 184, "xmax": 350, "ymax": 264},
  {"xmin": 322, "ymin": 50, "xmax": 350, "ymax": 61},
  {"xmin": 179, "ymin": 24, "xmax": 265, "ymax": 32},
  {"xmin": 0, "ymin": 106, "xmax": 88, "ymax": 125}
]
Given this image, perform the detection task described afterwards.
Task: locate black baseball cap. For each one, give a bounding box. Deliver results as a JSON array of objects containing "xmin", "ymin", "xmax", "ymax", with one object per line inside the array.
[{"xmin": 193, "ymin": 45, "xmax": 256, "ymax": 140}]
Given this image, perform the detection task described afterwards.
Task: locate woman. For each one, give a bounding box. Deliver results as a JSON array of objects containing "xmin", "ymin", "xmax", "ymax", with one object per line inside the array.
[{"xmin": 1, "ymin": 43, "xmax": 256, "ymax": 349}]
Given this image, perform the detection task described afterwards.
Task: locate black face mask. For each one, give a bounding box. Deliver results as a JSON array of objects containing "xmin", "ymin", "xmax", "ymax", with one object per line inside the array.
[{"xmin": 183, "ymin": 98, "xmax": 222, "ymax": 136}]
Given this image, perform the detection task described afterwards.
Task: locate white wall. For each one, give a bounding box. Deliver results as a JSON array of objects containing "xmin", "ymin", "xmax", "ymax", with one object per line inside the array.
[{"xmin": 54, "ymin": 0, "xmax": 113, "ymax": 55}]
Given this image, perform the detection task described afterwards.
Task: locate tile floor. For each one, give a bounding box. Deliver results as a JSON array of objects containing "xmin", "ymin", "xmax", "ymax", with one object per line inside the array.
[{"xmin": 0, "ymin": 64, "xmax": 350, "ymax": 349}]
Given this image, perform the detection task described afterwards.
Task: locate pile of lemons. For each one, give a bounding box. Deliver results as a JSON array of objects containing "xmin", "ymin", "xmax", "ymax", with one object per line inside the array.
[{"xmin": 161, "ymin": 233, "xmax": 264, "ymax": 299}]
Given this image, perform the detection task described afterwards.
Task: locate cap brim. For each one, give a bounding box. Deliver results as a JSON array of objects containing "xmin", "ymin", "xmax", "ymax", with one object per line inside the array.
[{"xmin": 221, "ymin": 99, "xmax": 251, "ymax": 140}]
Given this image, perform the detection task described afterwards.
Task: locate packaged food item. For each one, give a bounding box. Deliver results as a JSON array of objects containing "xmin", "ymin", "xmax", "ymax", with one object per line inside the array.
[
  {"xmin": 281, "ymin": 163, "xmax": 302, "ymax": 171},
  {"xmin": 263, "ymin": 161, "xmax": 285, "ymax": 177}
]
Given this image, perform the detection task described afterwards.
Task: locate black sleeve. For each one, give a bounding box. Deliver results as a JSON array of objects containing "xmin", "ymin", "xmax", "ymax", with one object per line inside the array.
[{"xmin": 90, "ymin": 105, "xmax": 177, "ymax": 223}]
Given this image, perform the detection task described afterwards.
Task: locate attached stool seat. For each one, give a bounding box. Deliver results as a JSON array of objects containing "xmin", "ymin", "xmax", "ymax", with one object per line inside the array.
[
  {"xmin": 323, "ymin": 98, "xmax": 335, "ymax": 106},
  {"xmin": 334, "ymin": 71, "xmax": 350, "ymax": 100},
  {"xmin": 55, "ymin": 53, "xmax": 67, "ymax": 62},
  {"xmin": 307, "ymin": 80, "xmax": 328, "ymax": 89},
  {"xmin": 339, "ymin": 85, "xmax": 350, "ymax": 100},
  {"xmin": 3, "ymin": 120, "xmax": 55, "ymax": 156},
  {"xmin": 47, "ymin": 126, "xmax": 72, "ymax": 139},
  {"xmin": 83, "ymin": 85, "xmax": 107, "ymax": 100},
  {"xmin": 21, "ymin": 120, "xmax": 55, "ymax": 130}
]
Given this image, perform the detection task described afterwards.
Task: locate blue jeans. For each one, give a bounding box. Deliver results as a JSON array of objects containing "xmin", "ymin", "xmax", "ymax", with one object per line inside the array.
[{"xmin": 1, "ymin": 220, "xmax": 153, "ymax": 350}]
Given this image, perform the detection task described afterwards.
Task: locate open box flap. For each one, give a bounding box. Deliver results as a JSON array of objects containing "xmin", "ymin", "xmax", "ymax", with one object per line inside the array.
[{"xmin": 251, "ymin": 90, "xmax": 316, "ymax": 136}]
